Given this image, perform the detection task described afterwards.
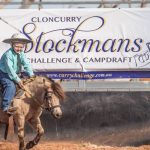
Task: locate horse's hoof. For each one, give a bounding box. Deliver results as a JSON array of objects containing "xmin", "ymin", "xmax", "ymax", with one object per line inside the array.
[
  {"xmin": 26, "ymin": 141, "xmax": 34, "ymax": 149},
  {"xmin": 19, "ymin": 145, "xmax": 26, "ymax": 150}
]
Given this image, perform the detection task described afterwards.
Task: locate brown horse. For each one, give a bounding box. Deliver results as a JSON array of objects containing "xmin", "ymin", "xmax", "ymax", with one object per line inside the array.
[{"xmin": 6, "ymin": 75, "xmax": 65, "ymax": 150}]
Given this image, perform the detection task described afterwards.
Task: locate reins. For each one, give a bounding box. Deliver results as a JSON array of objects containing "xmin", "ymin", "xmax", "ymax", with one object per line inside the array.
[
  {"xmin": 21, "ymin": 76, "xmax": 45, "ymax": 109},
  {"xmin": 24, "ymin": 87, "xmax": 45, "ymax": 110},
  {"xmin": 22, "ymin": 76, "xmax": 60, "ymax": 111}
]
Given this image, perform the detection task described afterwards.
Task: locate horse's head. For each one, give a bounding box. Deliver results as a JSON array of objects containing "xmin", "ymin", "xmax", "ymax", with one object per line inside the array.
[
  {"xmin": 42, "ymin": 77, "xmax": 65, "ymax": 119},
  {"xmin": 25, "ymin": 76, "xmax": 65, "ymax": 119}
]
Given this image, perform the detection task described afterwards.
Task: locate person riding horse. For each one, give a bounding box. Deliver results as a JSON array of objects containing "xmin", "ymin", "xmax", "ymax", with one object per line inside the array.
[{"xmin": 0, "ymin": 33, "xmax": 34, "ymax": 114}]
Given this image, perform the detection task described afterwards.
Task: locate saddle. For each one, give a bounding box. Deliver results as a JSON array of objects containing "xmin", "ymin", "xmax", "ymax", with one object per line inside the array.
[
  {"xmin": 0, "ymin": 84, "xmax": 24, "ymax": 99},
  {"xmin": 0, "ymin": 85, "xmax": 24, "ymax": 112},
  {"xmin": 0, "ymin": 76, "xmax": 36, "ymax": 108}
]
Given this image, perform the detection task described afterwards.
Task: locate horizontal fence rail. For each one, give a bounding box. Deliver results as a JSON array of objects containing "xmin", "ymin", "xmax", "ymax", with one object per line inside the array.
[
  {"xmin": 0, "ymin": 0, "xmax": 150, "ymax": 5},
  {"xmin": 61, "ymin": 80, "xmax": 150, "ymax": 92}
]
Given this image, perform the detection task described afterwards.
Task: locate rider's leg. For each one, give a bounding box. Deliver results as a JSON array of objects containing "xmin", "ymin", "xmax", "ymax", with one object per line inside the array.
[{"xmin": 0, "ymin": 77, "xmax": 16, "ymax": 111}]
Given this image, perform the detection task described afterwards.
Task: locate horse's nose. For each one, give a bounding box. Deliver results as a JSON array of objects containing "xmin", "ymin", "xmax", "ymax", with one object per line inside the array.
[
  {"xmin": 53, "ymin": 109, "xmax": 62, "ymax": 119},
  {"xmin": 55, "ymin": 113, "xmax": 62, "ymax": 119}
]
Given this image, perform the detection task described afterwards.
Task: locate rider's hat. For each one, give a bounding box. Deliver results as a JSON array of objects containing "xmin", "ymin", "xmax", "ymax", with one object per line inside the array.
[{"xmin": 3, "ymin": 33, "xmax": 32, "ymax": 44}]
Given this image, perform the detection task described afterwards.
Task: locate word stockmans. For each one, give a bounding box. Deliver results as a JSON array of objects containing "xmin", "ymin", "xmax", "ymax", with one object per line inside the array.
[{"xmin": 23, "ymin": 16, "xmax": 143, "ymax": 54}]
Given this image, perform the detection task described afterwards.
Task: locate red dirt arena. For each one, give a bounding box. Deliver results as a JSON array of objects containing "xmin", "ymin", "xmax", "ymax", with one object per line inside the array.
[{"xmin": 0, "ymin": 141, "xmax": 150, "ymax": 150}]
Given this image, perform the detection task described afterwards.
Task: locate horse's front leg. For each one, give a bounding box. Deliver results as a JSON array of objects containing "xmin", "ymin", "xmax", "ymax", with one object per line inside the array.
[
  {"xmin": 15, "ymin": 115, "xmax": 26, "ymax": 150},
  {"xmin": 26, "ymin": 117, "xmax": 44, "ymax": 149}
]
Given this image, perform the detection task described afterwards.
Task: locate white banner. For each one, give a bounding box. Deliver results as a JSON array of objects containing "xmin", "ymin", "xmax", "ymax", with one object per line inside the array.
[{"xmin": 0, "ymin": 9, "xmax": 150, "ymax": 72}]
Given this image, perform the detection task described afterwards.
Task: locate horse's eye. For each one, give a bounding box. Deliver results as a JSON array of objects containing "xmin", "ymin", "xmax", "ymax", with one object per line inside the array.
[
  {"xmin": 47, "ymin": 93, "xmax": 52, "ymax": 97},
  {"xmin": 46, "ymin": 92, "xmax": 52, "ymax": 99}
]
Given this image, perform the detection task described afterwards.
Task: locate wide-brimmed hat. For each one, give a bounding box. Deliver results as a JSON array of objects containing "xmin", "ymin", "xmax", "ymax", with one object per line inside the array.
[{"xmin": 3, "ymin": 33, "xmax": 32, "ymax": 44}]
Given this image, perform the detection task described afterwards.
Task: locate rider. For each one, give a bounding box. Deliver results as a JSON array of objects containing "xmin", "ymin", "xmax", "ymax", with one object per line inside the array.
[{"xmin": 0, "ymin": 33, "xmax": 34, "ymax": 114}]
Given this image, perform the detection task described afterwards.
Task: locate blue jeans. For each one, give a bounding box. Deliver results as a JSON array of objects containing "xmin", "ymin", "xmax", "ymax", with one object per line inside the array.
[{"xmin": 0, "ymin": 71, "xmax": 16, "ymax": 111}]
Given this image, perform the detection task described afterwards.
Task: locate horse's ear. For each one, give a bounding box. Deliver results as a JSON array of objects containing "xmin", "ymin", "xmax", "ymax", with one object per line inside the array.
[
  {"xmin": 43, "ymin": 78, "xmax": 46, "ymax": 84},
  {"xmin": 55, "ymin": 79, "xmax": 63, "ymax": 84},
  {"xmin": 43, "ymin": 78, "xmax": 51, "ymax": 87},
  {"xmin": 60, "ymin": 79, "xmax": 63, "ymax": 82}
]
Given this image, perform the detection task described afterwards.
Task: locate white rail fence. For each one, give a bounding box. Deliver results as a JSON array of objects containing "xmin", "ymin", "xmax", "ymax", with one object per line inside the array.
[{"xmin": 0, "ymin": 0, "xmax": 150, "ymax": 9}]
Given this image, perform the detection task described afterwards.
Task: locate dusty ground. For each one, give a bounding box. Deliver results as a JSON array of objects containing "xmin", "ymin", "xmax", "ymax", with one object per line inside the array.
[
  {"xmin": 2, "ymin": 121, "xmax": 150, "ymax": 150},
  {"xmin": 1, "ymin": 141, "xmax": 150, "ymax": 150}
]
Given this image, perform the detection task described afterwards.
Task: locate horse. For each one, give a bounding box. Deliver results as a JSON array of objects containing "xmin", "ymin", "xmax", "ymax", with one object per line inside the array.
[{"xmin": 1, "ymin": 75, "xmax": 65, "ymax": 150}]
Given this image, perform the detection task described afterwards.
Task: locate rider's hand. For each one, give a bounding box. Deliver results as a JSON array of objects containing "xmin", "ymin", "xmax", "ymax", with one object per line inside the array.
[{"xmin": 18, "ymin": 81, "xmax": 25, "ymax": 90}]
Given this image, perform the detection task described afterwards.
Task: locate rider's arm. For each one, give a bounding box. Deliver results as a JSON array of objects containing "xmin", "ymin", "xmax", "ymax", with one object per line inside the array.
[{"xmin": 20, "ymin": 52, "xmax": 34, "ymax": 77}]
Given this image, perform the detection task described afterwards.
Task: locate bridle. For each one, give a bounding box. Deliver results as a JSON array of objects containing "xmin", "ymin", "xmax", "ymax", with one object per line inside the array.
[
  {"xmin": 44, "ymin": 88, "xmax": 61, "ymax": 113},
  {"xmin": 23, "ymin": 76, "xmax": 61, "ymax": 112},
  {"xmin": 24, "ymin": 87, "xmax": 61, "ymax": 112}
]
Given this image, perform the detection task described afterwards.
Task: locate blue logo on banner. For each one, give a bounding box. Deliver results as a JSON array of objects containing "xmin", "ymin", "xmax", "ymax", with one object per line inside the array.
[{"xmin": 34, "ymin": 71, "xmax": 150, "ymax": 80}]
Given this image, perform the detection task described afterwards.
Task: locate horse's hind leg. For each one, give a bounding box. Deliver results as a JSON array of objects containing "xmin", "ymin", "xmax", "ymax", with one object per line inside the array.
[{"xmin": 26, "ymin": 117, "xmax": 44, "ymax": 149}]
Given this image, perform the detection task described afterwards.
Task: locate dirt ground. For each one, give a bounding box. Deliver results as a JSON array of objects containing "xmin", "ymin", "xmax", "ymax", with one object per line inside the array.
[
  {"xmin": 1, "ymin": 122, "xmax": 150, "ymax": 150},
  {"xmin": 1, "ymin": 141, "xmax": 150, "ymax": 150}
]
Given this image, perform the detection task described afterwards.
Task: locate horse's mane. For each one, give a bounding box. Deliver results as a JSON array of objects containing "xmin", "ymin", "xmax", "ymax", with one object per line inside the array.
[
  {"xmin": 51, "ymin": 80, "xmax": 66, "ymax": 101},
  {"xmin": 34, "ymin": 76, "xmax": 66, "ymax": 101}
]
